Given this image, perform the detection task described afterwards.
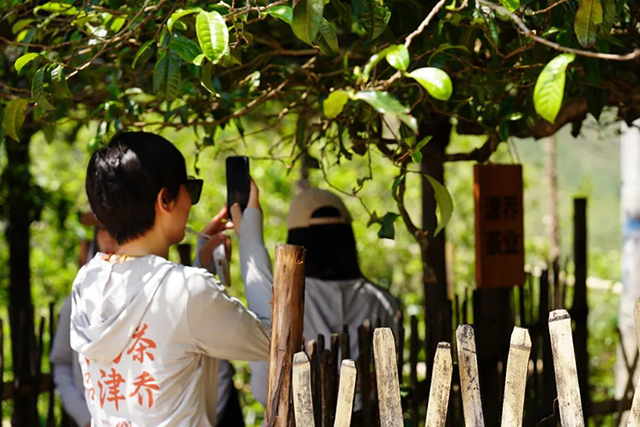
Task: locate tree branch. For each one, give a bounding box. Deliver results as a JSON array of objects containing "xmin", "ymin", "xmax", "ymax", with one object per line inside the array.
[{"xmin": 478, "ymin": 0, "xmax": 640, "ymax": 61}]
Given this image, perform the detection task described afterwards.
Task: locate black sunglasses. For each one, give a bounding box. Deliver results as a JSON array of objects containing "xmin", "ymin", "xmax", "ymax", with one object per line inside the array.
[{"xmin": 185, "ymin": 178, "xmax": 203, "ymax": 205}]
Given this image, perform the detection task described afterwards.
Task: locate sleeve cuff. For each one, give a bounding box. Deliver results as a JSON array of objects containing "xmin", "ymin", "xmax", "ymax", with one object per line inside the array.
[{"xmin": 239, "ymin": 208, "xmax": 264, "ymax": 245}]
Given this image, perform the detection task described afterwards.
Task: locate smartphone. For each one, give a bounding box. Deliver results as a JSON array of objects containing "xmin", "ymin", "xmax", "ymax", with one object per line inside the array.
[{"xmin": 226, "ymin": 156, "xmax": 250, "ymax": 219}]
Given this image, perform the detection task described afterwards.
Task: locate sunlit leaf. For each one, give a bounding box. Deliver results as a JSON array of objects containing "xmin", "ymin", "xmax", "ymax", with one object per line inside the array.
[
  {"xmin": 12, "ymin": 19, "xmax": 34, "ymax": 35},
  {"xmin": 408, "ymin": 68, "xmax": 453, "ymax": 101},
  {"xmin": 168, "ymin": 8, "xmax": 202, "ymax": 32},
  {"xmin": 264, "ymin": 5, "xmax": 293, "ymax": 24},
  {"xmin": 385, "ymin": 44, "xmax": 409, "ymax": 71},
  {"xmin": 196, "ymin": 11, "xmax": 229, "ymax": 64},
  {"xmin": 533, "ymin": 53, "xmax": 575, "ymax": 123},
  {"xmin": 201, "ymin": 62, "xmax": 216, "ymax": 95},
  {"xmin": 499, "ymin": 0, "xmax": 519, "ymax": 12},
  {"xmin": 575, "ymin": 0, "xmax": 603, "ymax": 48},
  {"xmin": 424, "ymin": 174, "xmax": 454, "ymax": 236},
  {"xmin": 34, "ymin": 2, "xmax": 77, "ymax": 15},
  {"xmin": 323, "ymin": 90, "xmax": 350, "ymax": 118},
  {"xmin": 14, "ymin": 53, "xmax": 39, "ymax": 73},
  {"xmin": 354, "ymin": 90, "xmax": 417, "ymax": 133},
  {"xmin": 2, "ymin": 98, "xmax": 29, "ymax": 141},
  {"xmin": 291, "ymin": 0, "xmax": 324, "ymax": 45}
]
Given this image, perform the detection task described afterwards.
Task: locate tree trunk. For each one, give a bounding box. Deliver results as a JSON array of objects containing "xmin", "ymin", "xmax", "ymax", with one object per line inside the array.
[
  {"xmin": 420, "ymin": 120, "xmax": 452, "ymax": 387},
  {"xmin": 4, "ymin": 133, "xmax": 39, "ymax": 425}
]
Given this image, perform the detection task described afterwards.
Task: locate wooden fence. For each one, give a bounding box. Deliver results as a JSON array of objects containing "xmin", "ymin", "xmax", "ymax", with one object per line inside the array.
[{"xmin": 288, "ymin": 307, "xmax": 640, "ymax": 427}]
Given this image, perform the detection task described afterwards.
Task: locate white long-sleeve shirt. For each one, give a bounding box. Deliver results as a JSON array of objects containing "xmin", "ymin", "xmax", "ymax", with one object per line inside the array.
[
  {"xmin": 70, "ymin": 208, "xmax": 272, "ymax": 426},
  {"xmin": 50, "ymin": 296, "xmax": 92, "ymax": 427}
]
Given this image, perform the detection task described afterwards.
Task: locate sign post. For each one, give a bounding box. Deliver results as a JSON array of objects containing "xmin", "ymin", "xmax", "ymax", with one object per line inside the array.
[{"xmin": 474, "ymin": 164, "xmax": 524, "ymax": 289}]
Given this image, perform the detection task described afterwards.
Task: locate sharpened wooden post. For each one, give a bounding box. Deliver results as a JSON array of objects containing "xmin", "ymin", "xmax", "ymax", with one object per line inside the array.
[
  {"xmin": 292, "ymin": 352, "xmax": 315, "ymax": 427},
  {"xmin": 425, "ymin": 342, "xmax": 453, "ymax": 427},
  {"xmin": 373, "ymin": 328, "xmax": 403, "ymax": 427},
  {"xmin": 501, "ymin": 327, "xmax": 532, "ymax": 427},
  {"xmin": 548, "ymin": 309, "xmax": 584, "ymax": 427},
  {"xmin": 333, "ymin": 360, "xmax": 357, "ymax": 427},
  {"xmin": 266, "ymin": 245, "xmax": 306, "ymax": 427},
  {"xmin": 626, "ymin": 299, "xmax": 640, "ymax": 427},
  {"xmin": 456, "ymin": 324, "xmax": 485, "ymax": 427}
]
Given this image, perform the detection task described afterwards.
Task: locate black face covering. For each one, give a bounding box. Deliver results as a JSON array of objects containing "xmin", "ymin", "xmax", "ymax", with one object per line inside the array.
[{"xmin": 286, "ymin": 207, "xmax": 361, "ymax": 281}]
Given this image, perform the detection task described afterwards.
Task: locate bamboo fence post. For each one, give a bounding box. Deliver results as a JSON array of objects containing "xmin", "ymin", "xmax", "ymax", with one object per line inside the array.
[
  {"xmin": 333, "ymin": 360, "xmax": 357, "ymax": 427},
  {"xmin": 548, "ymin": 309, "xmax": 584, "ymax": 427},
  {"xmin": 425, "ymin": 342, "xmax": 453, "ymax": 427},
  {"xmin": 626, "ymin": 299, "xmax": 640, "ymax": 427},
  {"xmin": 331, "ymin": 333, "xmax": 340, "ymax": 419},
  {"xmin": 500, "ymin": 327, "xmax": 532, "ymax": 427},
  {"xmin": 292, "ymin": 351, "xmax": 315, "ymax": 427},
  {"xmin": 307, "ymin": 339, "xmax": 321, "ymax": 427},
  {"xmin": 373, "ymin": 328, "xmax": 403, "ymax": 427},
  {"xmin": 456, "ymin": 324, "xmax": 485, "ymax": 427},
  {"xmin": 265, "ymin": 245, "xmax": 306, "ymax": 427},
  {"xmin": 321, "ymin": 349, "xmax": 333, "ymax": 427}
]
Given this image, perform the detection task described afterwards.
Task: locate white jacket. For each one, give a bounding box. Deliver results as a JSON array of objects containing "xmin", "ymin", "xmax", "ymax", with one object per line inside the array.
[{"xmin": 70, "ymin": 209, "xmax": 272, "ymax": 426}]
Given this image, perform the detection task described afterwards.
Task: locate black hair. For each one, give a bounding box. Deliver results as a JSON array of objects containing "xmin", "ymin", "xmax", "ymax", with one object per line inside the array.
[
  {"xmin": 287, "ymin": 207, "xmax": 361, "ymax": 281},
  {"xmin": 86, "ymin": 132, "xmax": 187, "ymax": 245}
]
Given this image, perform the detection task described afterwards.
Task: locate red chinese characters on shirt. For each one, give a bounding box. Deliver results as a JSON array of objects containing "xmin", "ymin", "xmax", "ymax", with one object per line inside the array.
[
  {"xmin": 126, "ymin": 323, "xmax": 156, "ymax": 363},
  {"xmin": 98, "ymin": 368, "xmax": 126, "ymax": 411},
  {"xmin": 130, "ymin": 371, "xmax": 160, "ymax": 408}
]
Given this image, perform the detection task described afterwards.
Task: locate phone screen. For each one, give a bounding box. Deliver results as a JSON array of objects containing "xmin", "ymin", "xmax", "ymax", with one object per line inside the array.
[{"xmin": 226, "ymin": 156, "xmax": 250, "ymax": 218}]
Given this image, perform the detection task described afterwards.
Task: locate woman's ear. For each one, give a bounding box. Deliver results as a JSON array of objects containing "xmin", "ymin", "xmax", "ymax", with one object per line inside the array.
[{"xmin": 157, "ymin": 188, "xmax": 175, "ymax": 213}]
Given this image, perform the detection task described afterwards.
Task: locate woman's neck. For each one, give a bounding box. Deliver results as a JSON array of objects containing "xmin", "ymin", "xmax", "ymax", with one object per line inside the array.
[{"xmin": 116, "ymin": 231, "xmax": 169, "ymax": 259}]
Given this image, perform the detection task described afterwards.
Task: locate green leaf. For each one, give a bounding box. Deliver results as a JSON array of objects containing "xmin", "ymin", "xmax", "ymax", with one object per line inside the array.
[
  {"xmin": 355, "ymin": 90, "xmax": 417, "ymax": 133},
  {"xmin": 31, "ymin": 67, "xmax": 54, "ymax": 110},
  {"xmin": 153, "ymin": 52, "xmax": 182, "ymax": 101},
  {"xmin": 411, "ymin": 152, "xmax": 422, "ymax": 163},
  {"xmin": 378, "ymin": 212, "xmax": 400, "ymax": 239},
  {"xmin": 35, "ymin": 2, "xmax": 77, "ymax": 15},
  {"xmin": 12, "ymin": 19, "xmax": 34, "ymax": 35},
  {"xmin": 353, "ymin": 0, "xmax": 391, "ymax": 40},
  {"xmin": 132, "ymin": 40, "xmax": 155, "ymax": 69},
  {"xmin": 361, "ymin": 50, "xmax": 386, "ymax": 83},
  {"xmin": 168, "ymin": 8, "xmax": 202, "ymax": 32},
  {"xmin": 196, "ymin": 11, "xmax": 229, "ymax": 64},
  {"xmin": 574, "ymin": 0, "xmax": 603, "ymax": 48},
  {"xmin": 291, "ymin": 0, "xmax": 324, "ymax": 45},
  {"xmin": 499, "ymin": 0, "xmax": 519, "ymax": 12},
  {"xmin": 200, "ymin": 61, "xmax": 216, "ymax": 95},
  {"xmin": 331, "ymin": 0, "xmax": 352, "ymax": 21},
  {"xmin": 385, "ymin": 44, "xmax": 409, "ymax": 72},
  {"xmin": 2, "ymin": 98, "xmax": 29, "ymax": 141},
  {"xmin": 14, "ymin": 53, "xmax": 39, "ymax": 73},
  {"xmin": 600, "ymin": 0, "xmax": 616, "ymax": 35},
  {"xmin": 414, "ymin": 135, "xmax": 432, "ymax": 152},
  {"xmin": 533, "ymin": 53, "xmax": 576, "ymax": 124},
  {"xmin": 424, "ymin": 174, "xmax": 453, "ymax": 236},
  {"xmin": 323, "ymin": 90, "xmax": 350, "ymax": 118},
  {"xmin": 264, "ymin": 5, "xmax": 293, "ymax": 24},
  {"xmin": 169, "ymin": 35, "xmax": 203, "ymax": 63},
  {"xmin": 408, "ymin": 68, "xmax": 453, "ymax": 101},
  {"xmin": 317, "ymin": 18, "xmax": 339, "ymax": 56},
  {"xmin": 51, "ymin": 65, "xmax": 72, "ymax": 99},
  {"xmin": 391, "ymin": 174, "xmax": 405, "ymax": 200},
  {"xmin": 110, "ymin": 16, "xmax": 127, "ymax": 33}
]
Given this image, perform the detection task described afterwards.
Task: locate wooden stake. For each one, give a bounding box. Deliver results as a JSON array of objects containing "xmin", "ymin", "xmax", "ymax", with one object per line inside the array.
[
  {"xmin": 456, "ymin": 324, "xmax": 485, "ymax": 427},
  {"xmin": 425, "ymin": 342, "xmax": 453, "ymax": 427},
  {"xmin": 265, "ymin": 245, "xmax": 306, "ymax": 427},
  {"xmin": 292, "ymin": 351, "xmax": 315, "ymax": 427},
  {"xmin": 626, "ymin": 299, "xmax": 640, "ymax": 427},
  {"xmin": 548, "ymin": 309, "xmax": 584, "ymax": 427},
  {"xmin": 333, "ymin": 360, "xmax": 357, "ymax": 427},
  {"xmin": 500, "ymin": 327, "xmax": 532, "ymax": 427},
  {"xmin": 373, "ymin": 328, "xmax": 403, "ymax": 427}
]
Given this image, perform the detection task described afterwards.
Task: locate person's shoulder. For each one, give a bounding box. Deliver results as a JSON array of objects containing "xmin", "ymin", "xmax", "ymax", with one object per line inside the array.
[
  {"xmin": 173, "ymin": 264, "xmax": 225, "ymax": 294},
  {"xmin": 357, "ymin": 278, "xmax": 401, "ymax": 309}
]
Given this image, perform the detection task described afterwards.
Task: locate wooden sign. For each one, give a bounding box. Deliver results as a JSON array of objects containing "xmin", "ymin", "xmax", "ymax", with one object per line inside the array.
[{"xmin": 474, "ymin": 164, "xmax": 524, "ymax": 289}]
